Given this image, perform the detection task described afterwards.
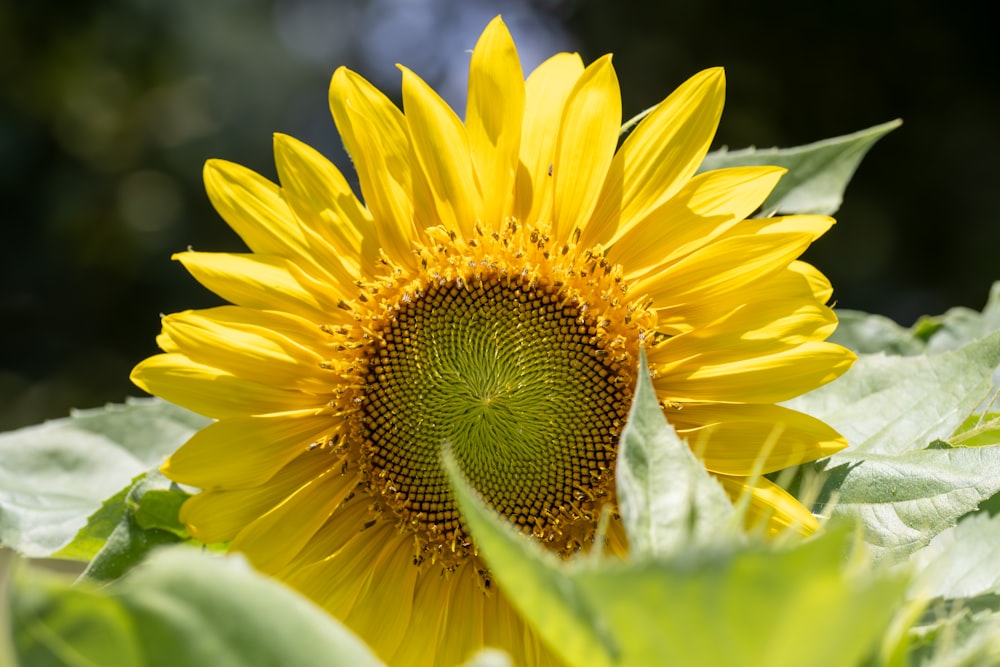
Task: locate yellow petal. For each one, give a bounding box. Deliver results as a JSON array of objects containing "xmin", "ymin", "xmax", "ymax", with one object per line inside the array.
[
  {"xmin": 667, "ymin": 403, "xmax": 847, "ymax": 475},
  {"xmin": 174, "ymin": 251, "xmax": 353, "ymax": 326},
  {"xmin": 653, "ymin": 262, "xmax": 835, "ymax": 336},
  {"xmin": 277, "ymin": 499, "xmax": 372, "ymax": 575},
  {"xmin": 178, "ymin": 451, "xmax": 328, "ymax": 542},
  {"xmin": 639, "ymin": 227, "xmax": 829, "ymax": 315},
  {"xmin": 790, "ymin": 260, "xmax": 834, "ymax": 303},
  {"xmin": 232, "ymin": 466, "xmax": 362, "ymax": 573},
  {"xmin": 329, "ymin": 67, "xmax": 418, "ymax": 268},
  {"xmin": 286, "ymin": 520, "xmax": 398, "ymax": 614},
  {"xmin": 390, "ymin": 571, "xmax": 456, "ymax": 667},
  {"xmin": 513, "ymin": 52, "xmax": 584, "ymax": 227},
  {"xmin": 273, "ymin": 133, "xmax": 378, "ymax": 274},
  {"xmin": 175, "ymin": 304, "xmax": 335, "ymax": 348},
  {"xmin": 163, "ymin": 411, "xmax": 342, "ymax": 490},
  {"xmin": 343, "ymin": 542, "xmax": 420, "ymax": 660},
  {"xmin": 465, "ymin": 16, "xmax": 524, "ymax": 228},
  {"xmin": 158, "ymin": 308, "xmax": 334, "ymax": 393},
  {"xmin": 130, "ymin": 353, "xmax": 322, "ymax": 418},
  {"xmin": 435, "ymin": 561, "xmax": 485, "ymax": 667},
  {"xmin": 609, "ymin": 166, "xmax": 785, "ymax": 277},
  {"xmin": 204, "ymin": 159, "xmax": 356, "ymax": 292},
  {"xmin": 652, "ymin": 299, "xmax": 839, "ymax": 364},
  {"xmin": 716, "ymin": 475, "xmax": 820, "ymax": 535},
  {"xmin": 483, "ymin": 589, "xmax": 548, "ymax": 666},
  {"xmin": 400, "ymin": 65, "xmax": 482, "ymax": 239},
  {"xmin": 551, "ymin": 55, "xmax": 620, "ymax": 244},
  {"xmin": 752, "ymin": 213, "xmax": 835, "ymax": 239},
  {"xmin": 582, "ymin": 67, "xmax": 726, "ymax": 247},
  {"xmin": 203, "ymin": 159, "xmax": 306, "ymax": 256},
  {"xmin": 653, "ymin": 341, "xmax": 855, "ymax": 404}
]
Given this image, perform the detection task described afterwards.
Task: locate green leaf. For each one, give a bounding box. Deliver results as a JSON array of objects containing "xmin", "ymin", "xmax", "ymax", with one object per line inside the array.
[
  {"xmin": 0, "ymin": 399, "xmax": 210, "ymax": 557},
  {"xmin": 53, "ymin": 471, "xmax": 191, "ymax": 565},
  {"xmin": 131, "ymin": 487, "xmax": 191, "ymax": 537},
  {"xmin": 80, "ymin": 517, "xmax": 181, "ymax": 584},
  {"xmin": 10, "ymin": 547, "xmax": 386, "ymax": 667},
  {"xmin": 949, "ymin": 413, "xmax": 1000, "ymax": 448},
  {"xmin": 922, "ymin": 282, "xmax": 1000, "ymax": 355},
  {"xmin": 445, "ymin": 452, "xmax": 620, "ymax": 667},
  {"xmin": 616, "ymin": 350, "xmax": 736, "ymax": 557},
  {"xmin": 784, "ymin": 331, "xmax": 1000, "ymax": 456},
  {"xmin": 700, "ymin": 119, "xmax": 901, "ymax": 216},
  {"xmin": 10, "ymin": 559, "xmax": 145, "ymax": 667},
  {"xmin": 80, "ymin": 474, "xmax": 189, "ymax": 582},
  {"xmin": 50, "ymin": 481, "xmax": 134, "ymax": 562},
  {"xmin": 789, "ymin": 333, "xmax": 1000, "ymax": 564},
  {"xmin": 450, "ymin": 454, "xmax": 908, "ymax": 667},
  {"xmin": 911, "ymin": 512, "xmax": 1000, "ymax": 600},
  {"xmin": 830, "ymin": 282, "xmax": 1000, "ymax": 358},
  {"xmin": 815, "ymin": 446, "xmax": 1000, "ymax": 563},
  {"xmin": 570, "ymin": 534, "xmax": 907, "ymax": 667},
  {"xmin": 907, "ymin": 598, "xmax": 1000, "ymax": 667},
  {"xmin": 829, "ymin": 309, "xmax": 927, "ymax": 356}
]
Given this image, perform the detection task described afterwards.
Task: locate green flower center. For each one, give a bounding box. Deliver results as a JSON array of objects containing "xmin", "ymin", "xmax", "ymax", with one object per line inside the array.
[{"xmin": 359, "ymin": 272, "xmax": 629, "ymax": 563}]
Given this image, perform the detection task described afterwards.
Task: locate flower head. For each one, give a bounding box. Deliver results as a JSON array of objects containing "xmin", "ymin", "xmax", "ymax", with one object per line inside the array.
[{"xmin": 132, "ymin": 16, "xmax": 854, "ymax": 666}]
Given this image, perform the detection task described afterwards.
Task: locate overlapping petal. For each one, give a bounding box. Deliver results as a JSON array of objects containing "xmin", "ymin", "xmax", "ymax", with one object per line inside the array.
[
  {"xmin": 717, "ymin": 475, "xmax": 821, "ymax": 535},
  {"xmin": 131, "ymin": 353, "xmax": 321, "ymax": 418},
  {"xmin": 401, "ymin": 66, "xmax": 482, "ymax": 239},
  {"xmin": 513, "ymin": 52, "xmax": 584, "ymax": 227},
  {"xmin": 162, "ymin": 411, "xmax": 341, "ymax": 490},
  {"xmin": 466, "ymin": 16, "xmax": 524, "ymax": 227},
  {"xmin": 273, "ymin": 133, "xmax": 378, "ymax": 275},
  {"xmin": 179, "ymin": 452, "xmax": 332, "ymax": 542},
  {"xmin": 653, "ymin": 340, "xmax": 855, "ymax": 403},
  {"xmin": 609, "ymin": 166, "xmax": 785, "ymax": 277},
  {"xmin": 671, "ymin": 403, "xmax": 846, "ymax": 475},
  {"xmin": 157, "ymin": 307, "xmax": 334, "ymax": 393},
  {"xmin": 329, "ymin": 67, "xmax": 419, "ymax": 268},
  {"xmin": 582, "ymin": 67, "xmax": 726, "ymax": 247},
  {"xmin": 551, "ymin": 55, "xmax": 620, "ymax": 244},
  {"xmin": 174, "ymin": 251, "xmax": 355, "ymax": 326},
  {"xmin": 231, "ymin": 465, "xmax": 362, "ymax": 572}
]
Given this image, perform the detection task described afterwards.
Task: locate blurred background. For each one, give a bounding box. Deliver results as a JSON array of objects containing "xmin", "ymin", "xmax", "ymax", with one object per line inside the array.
[{"xmin": 1, "ymin": 0, "xmax": 997, "ymax": 430}]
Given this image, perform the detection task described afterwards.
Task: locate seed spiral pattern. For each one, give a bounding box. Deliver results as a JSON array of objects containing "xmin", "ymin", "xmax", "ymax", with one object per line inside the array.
[{"xmin": 359, "ymin": 272, "xmax": 629, "ymax": 561}]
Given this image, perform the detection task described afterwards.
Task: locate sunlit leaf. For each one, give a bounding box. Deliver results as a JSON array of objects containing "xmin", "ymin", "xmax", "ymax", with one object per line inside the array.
[
  {"xmin": 815, "ymin": 446, "xmax": 1000, "ymax": 563},
  {"xmin": 829, "ymin": 310, "xmax": 926, "ymax": 356},
  {"xmin": 922, "ymin": 282, "xmax": 1000, "ymax": 355},
  {"xmin": 616, "ymin": 349, "xmax": 736, "ymax": 557},
  {"xmin": 445, "ymin": 453, "xmax": 619, "ymax": 667},
  {"xmin": 911, "ymin": 512, "xmax": 1000, "ymax": 600},
  {"xmin": 448, "ymin": 443, "xmax": 908, "ymax": 667},
  {"xmin": 831, "ymin": 282, "xmax": 1000, "ymax": 359},
  {"xmin": 79, "ymin": 473, "xmax": 190, "ymax": 582},
  {"xmin": 949, "ymin": 413, "xmax": 1000, "ymax": 448},
  {"xmin": 784, "ymin": 331, "xmax": 1000, "ymax": 456},
  {"xmin": 50, "ymin": 480, "xmax": 135, "ymax": 562},
  {"xmin": 700, "ymin": 119, "xmax": 901, "ymax": 216},
  {"xmin": 0, "ymin": 399, "xmax": 209, "ymax": 557},
  {"xmin": 132, "ymin": 486, "xmax": 191, "ymax": 537}
]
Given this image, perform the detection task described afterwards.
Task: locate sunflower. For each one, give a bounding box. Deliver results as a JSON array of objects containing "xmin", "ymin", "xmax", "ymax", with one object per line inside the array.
[{"xmin": 131, "ymin": 15, "xmax": 854, "ymax": 666}]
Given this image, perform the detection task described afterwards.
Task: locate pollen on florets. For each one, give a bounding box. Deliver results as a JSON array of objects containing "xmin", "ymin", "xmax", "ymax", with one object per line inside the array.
[{"xmin": 328, "ymin": 222, "xmax": 654, "ymax": 569}]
